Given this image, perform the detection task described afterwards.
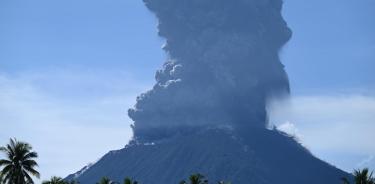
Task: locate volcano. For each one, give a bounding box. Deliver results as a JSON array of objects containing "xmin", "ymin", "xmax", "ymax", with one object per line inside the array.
[
  {"xmin": 67, "ymin": 0, "xmax": 350, "ymax": 183},
  {"xmin": 67, "ymin": 128, "xmax": 349, "ymax": 184}
]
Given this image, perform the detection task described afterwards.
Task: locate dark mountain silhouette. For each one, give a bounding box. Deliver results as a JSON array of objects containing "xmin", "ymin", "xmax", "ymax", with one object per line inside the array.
[{"xmin": 67, "ymin": 128, "xmax": 349, "ymax": 184}]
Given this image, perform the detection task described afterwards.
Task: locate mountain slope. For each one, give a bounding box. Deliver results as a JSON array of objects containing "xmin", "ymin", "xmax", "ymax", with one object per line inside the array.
[{"xmin": 67, "ymin": 128, "xmax": 350, "ymax": 184}]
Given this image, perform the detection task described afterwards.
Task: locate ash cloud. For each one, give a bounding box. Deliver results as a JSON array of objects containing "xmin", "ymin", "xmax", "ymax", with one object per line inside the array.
[{"xmin": 129, "ymin": 0, "xmax": 292, "ymax": 142}]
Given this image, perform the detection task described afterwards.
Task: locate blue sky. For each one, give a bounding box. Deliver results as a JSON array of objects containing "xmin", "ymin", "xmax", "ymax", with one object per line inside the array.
[{"xmin": 0, "ymin": 0, "xmax": 374, "ymax": 182}]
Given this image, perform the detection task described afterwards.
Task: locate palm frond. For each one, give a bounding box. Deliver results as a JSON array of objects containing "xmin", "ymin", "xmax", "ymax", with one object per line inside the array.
[
  {"xmin": 23, "ymin": 166, "xmax": 40, "ymax": 178},
  {"xmin": 0, "ymin": 138, "xmax": 40, "ymax": 184}
]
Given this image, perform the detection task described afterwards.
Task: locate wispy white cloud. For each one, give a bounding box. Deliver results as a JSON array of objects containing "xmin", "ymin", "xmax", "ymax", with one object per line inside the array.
[
  {"xmin": 268, "ymin": 94, "xmax": 375, "ymax": 172},
  {"xmin": 276, "ymin": 121, "xmax": 302, "ymax": 139},
  {"xmin": 0, "ymin": 68, "xmax": 150, "ymax": 182}
]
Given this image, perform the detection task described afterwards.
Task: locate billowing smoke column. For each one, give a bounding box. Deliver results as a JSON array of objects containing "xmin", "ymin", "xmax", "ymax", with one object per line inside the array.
[{"xmin": 129, "ymin": 0, "xmax": 292, "ymax": 142}]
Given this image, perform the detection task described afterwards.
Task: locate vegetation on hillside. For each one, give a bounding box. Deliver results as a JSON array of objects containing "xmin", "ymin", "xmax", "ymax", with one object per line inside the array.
[
  {"xmin": 42, "ymin": 176, "xmax": 79, "ymax": 184},
  {"xmin": 342, "ymin": 168, "xmax": 375, "ymax": 184}
]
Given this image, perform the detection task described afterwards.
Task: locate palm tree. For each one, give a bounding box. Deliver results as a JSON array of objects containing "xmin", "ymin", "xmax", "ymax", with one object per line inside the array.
[
  {"xmin": 42, "ymin": 176, "xmax": 68, "ymax": 184},
  {"xmin": 342, "ymin": 168, "xmax": 375, "ymax": 184},
  {"xmin": 0, "ymin": 138, "xmax": 40, "ymax": 184},
  {"xmin": 123, "ymin": 177, "xmax": 138, "ymax": 184},
  {"xmin": 97, "ymin": 177, "xmax": 115, "ymax": 184},
  {"xmin": 180, "ymin": 174, "xmax": 208, "ymax": 184},
  {"xmin": 68, "ymin": 180, "xmax": 80, "ymax": 184}
]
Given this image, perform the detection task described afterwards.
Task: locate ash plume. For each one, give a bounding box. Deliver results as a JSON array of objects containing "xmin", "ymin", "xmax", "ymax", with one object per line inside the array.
[{"xmin": 129, "ymin": 0, "xmax": 292, "ymax": 142}]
